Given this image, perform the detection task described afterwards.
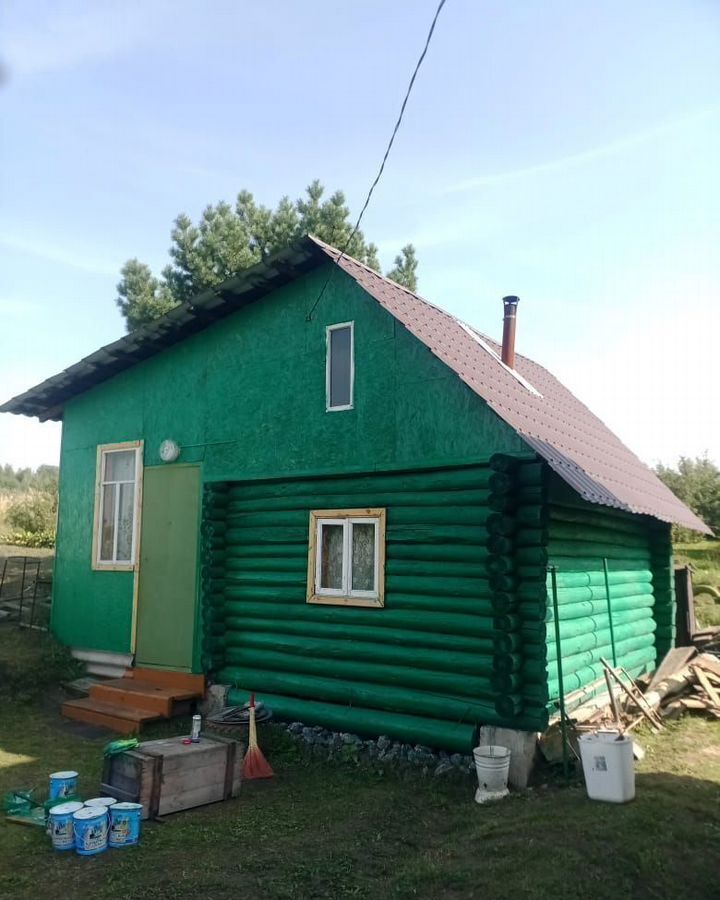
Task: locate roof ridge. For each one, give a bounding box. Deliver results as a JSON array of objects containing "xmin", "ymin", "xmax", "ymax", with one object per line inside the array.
[{"xmin": 307, "ymin": 234, "xmax": 461, "ymax": 325}]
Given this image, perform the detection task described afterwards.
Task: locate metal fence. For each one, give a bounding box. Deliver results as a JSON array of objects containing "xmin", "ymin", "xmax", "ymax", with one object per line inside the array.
[{"xmin": 0, "ymin": 555, "xmax": 52, "ymax": 630}]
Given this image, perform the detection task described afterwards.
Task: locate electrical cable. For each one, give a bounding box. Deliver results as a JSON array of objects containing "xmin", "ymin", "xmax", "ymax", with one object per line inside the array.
[{"xmin": 306, "ymin": 0, "xmax": 448, "ymax": 321}]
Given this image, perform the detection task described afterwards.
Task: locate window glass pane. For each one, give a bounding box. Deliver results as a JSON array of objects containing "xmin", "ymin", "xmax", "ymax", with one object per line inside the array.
[
  {"xmin": 351, "ymin": 522, "xmax": 376, "ymax": 592},
  {"xmin": 319, "ymin": 523, "xmax": 344, "ymax": 590},
  {"xmin": 100, "ymin": 484, "xmax": 116, "ymax": 561},
  {"xmin": 116, "ymin": 482, "xmax": 135, "ymax": 562},
  {"xmin": 329, "ymin": 326, "xmax": 352, "ymax": 408},
  {"xmin": 105, "ymin": 449, "xmax": 136, "ymax": 482}
]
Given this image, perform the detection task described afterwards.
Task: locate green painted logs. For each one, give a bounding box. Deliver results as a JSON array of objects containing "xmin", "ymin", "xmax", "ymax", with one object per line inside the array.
[
  {"xmin": 240, "ymin": 465, "xmax": 495, "ymax": 494},
  {"xmin": 228, "ymin": 690, "xmax": 477, "ymax": 751},
  {"xmin": 528, "ymin": 593, "xmax": 654, "ymax": 623},
  {"xmin": 523, "ymin": 606, "xmax": 653, "ymax": 641},
  {"xmin": 550, "ymin": 582, "xmax": 654, "ymax": 605},
  {"xmin": 224, "ymin": 601, "xmax": 496, "ymax": 638},
  {"xmin": 224, "ymin": 630, "xmax": 496, "ymax": 675},
  {"xmin": 546, "ymin": 646, "xmax": 656, "ymax": 699},
  {"xmin": 219, "ymin": 666, "xmax": 499, "ymax": 724},
  {"xmin": 546, "ymin": 541, "xmax": 652, "ymax": 562},
  {"xmin": 224, "ymin": 647, "xmax": 496, "ymax": 699},
  {"xmin": 549, "ymin": 570, "xmax": 653, "ymax": 588},
  {"xmin": 546, "ymin": 634, "xmax": 657, "ymax": 691},
  {"xmin": 224, "ymin": 489, "xmax": 491, "ymax": 513},
  {"xmin": 225, "ymin": 617, "xmax": 493, "ymax": 654}
]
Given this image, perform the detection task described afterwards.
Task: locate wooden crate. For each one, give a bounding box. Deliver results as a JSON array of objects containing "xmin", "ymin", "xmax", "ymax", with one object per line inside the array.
[{"xmin": 101, "ymin": 733, "xmax": 243, "ymax": 819}]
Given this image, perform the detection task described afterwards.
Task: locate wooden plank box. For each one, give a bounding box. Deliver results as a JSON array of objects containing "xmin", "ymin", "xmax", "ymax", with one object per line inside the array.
[{"xmin": 101, "ymin": 734, "xmax": 243, "ymax": 819}]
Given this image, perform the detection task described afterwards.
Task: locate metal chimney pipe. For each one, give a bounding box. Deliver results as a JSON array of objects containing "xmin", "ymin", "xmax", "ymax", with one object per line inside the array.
[{"xmin": 501, "ymin": 296, "xmax": 519, "ymax": 369}]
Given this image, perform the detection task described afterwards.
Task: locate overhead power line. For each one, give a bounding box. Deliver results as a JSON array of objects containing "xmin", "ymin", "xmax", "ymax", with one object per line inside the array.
[{"xmin": 306, "ymin": 0, "xmax": 448, "ymax": 321}]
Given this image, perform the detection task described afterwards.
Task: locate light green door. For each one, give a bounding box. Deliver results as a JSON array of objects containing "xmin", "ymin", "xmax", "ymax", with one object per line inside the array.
[{"xmin": 135, "ymin": 465, "xmax": 200, "ymax": 671}]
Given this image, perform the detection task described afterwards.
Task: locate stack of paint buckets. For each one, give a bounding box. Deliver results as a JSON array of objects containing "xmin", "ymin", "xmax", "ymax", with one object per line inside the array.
[{"xmin": 46, "ymin": 770, "xmax": 143, "ymax": 855}]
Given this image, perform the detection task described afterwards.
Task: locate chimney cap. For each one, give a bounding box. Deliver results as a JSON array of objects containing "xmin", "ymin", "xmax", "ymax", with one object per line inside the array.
[{"xmin": 502, "ymin": 295, "xmax": 520, "ymax": 307}]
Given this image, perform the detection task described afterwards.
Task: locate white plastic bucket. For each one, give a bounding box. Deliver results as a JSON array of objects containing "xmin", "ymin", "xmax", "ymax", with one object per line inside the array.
[
  {"xmin": 48, "ymin": 801, "xmax": 84, "ymax": 851},
  {"xmin": 472, "ymin": 744, "xmax": 511, "ymax": 803},
  {"xmin": 578, "ymin": 731, "xmax": 635, "ymax": 803}
]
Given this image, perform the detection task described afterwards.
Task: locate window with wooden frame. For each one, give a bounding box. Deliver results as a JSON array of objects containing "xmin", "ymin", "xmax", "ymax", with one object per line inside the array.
[
  {"xmin": 307, "ymin": 509, "xmax": 385, "ymax": 608},
  {"xmin": 92, "ymin": 441, "xmax": 143, "ymax": 570},
  {"xmin": 326, "ymin": 322, "xmax": 354, "ymax": 411}
]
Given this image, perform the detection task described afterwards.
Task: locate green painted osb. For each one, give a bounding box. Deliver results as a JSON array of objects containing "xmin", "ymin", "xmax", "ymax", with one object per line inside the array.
[
  {"xmin": 52, "ymin": 444, "xmax": 134, "ymax": 652},
  {"xmin": 54, "ymin": 264, "xmax": 526, "ymax": 655}
]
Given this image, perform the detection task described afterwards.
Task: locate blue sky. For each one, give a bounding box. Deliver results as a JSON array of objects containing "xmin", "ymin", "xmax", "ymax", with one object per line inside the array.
[{"xmin": 1, "ymin": 0, "xmax": 718, "ymax": 469}]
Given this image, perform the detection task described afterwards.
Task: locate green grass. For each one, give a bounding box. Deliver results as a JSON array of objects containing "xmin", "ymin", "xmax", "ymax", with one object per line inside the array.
[
  {"xmin": 1, "ymin": 625, "xmax": 720, "ymax": 899},
  {"xmin": 674, "ymin": 539, "xmax": 720, "ymax": 628}
]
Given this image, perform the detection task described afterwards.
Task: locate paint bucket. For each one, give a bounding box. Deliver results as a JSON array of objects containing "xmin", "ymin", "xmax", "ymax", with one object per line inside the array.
[
  {"xmin": 84, "ymin": 797, "xmax": 117, "ymax": 809},
  {"xmin": 49, "ymin": 770, "xmax": 79, "ymax": 801},
  {"xmin": 47, "ymin": 801, "xmax": 84, "ymax": 851},
  {"xmin": 73, "ymin": 806, "xmax": 109, "ymax": 855},
  {"xmin": 472, "ymin": 744, "xmax": 511, "ymax": 804},
  {"xmin": 108, "ymin": 802, "xmax": 143, "ymax": 848}
]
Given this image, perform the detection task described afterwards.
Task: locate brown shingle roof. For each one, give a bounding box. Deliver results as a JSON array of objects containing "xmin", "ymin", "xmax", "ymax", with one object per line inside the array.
[
  {"xmin": 0, "ymin": 234, "xmax": 708, "ymax": 533},
  {"xmin": 311, "ymin": 237, "xmax": 709, "ymax": 534}
]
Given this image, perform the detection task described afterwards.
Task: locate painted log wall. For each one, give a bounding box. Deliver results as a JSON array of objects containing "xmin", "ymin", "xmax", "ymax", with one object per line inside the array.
[
  {"xmin": 486, "ymin": 457, "xmax": 551, "ymax": 729},
  {"xmin": 542, "ymin": 477, "xmax": 670, "ymax": 707},
  {"xmin": 200, "ymin": 465, "xmax": 541, "ymax": 751}
]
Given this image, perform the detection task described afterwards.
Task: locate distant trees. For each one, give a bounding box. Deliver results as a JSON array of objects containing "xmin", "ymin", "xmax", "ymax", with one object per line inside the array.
[
  {"xmin": 0, "ymin": 465, "xmax": 58, "ymax": 548},
  {"xmin": 655, "ymin": 455, "xmax": 720, "ymax": 540},
  {"xmin": 116, "ymin": 180, "xmax": 419, "ymax": 330},
  {"xmin": 0, "ymin": 464, "xmax": 58, "ymax": 493}
]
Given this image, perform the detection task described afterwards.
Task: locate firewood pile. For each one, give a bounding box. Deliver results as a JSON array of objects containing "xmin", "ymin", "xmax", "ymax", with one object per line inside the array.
[
  {"xmin": 540, "ymin": 647, "xmax": 720, "ymax": 765},
  {"xmin": 580, "ymin": 648, "xmax": 720, "ymax": 732},
  {"xmin": 657, "ymin": 653, "xmax": 720, "ymax": 721}
]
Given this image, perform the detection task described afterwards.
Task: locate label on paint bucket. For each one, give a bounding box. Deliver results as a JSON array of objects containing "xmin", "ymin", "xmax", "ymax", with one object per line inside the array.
[
  {"xmin": 49, "ymin": 770, "xmax": 79, "ymax": 800},
  {"xmin": 109, "ymin": 802, "xmax": 142, "ymax": 847},
  {"xmin": 48, "ymin": 801, "xmax": 84, "ymax": 851},
  {"xmin": 73, "ymin": 806, "xmax": 109, "ymax": 855}
]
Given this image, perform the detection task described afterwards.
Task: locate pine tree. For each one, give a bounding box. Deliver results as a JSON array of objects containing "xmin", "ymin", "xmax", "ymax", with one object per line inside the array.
[
  {"xmin": 386, "ymin": 245, "xmax": 419, "ymax": 293},
  {"xmin": 115, "ymin": 182, "xmax": 418, "ymax": 330}
]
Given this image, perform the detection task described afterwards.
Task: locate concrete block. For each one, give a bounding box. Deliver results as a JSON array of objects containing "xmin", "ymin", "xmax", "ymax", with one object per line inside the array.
[
  {"xmin": 477, "ymin": 726, "xmax": 538, "ymax": 789},
  {"xmin": 198, "ymin": 682, "xmax": 230, "ymax": 716}
]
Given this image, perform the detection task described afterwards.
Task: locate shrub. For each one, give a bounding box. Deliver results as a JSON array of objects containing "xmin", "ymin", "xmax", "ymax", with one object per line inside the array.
[
  {"xmin": 5, "ymin": 491, "xmax": 56, "ymax": 535},
  {"xmin": 1, "ymin": 528, "xmax": 56, "ymax": 548}
]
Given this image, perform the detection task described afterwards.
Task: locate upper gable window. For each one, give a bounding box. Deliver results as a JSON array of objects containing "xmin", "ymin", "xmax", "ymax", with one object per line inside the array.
[{"xmin": 326, "ymin": 322, "xmax": 354, "ymax": 411}]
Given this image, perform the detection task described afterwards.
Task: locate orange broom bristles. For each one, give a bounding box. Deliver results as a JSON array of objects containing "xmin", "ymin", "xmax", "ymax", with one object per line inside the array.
[{"xmin": 243, "ymin": 693, "xmax": 274, "ymax": 780}]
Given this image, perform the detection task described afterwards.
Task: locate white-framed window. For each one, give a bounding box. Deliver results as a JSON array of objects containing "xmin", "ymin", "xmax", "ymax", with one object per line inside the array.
[
  {"xmin": 326, "ymin": 322, "xmax": 354, "ymax": 411},
  {"xmin": 307, "ymin": 508, "xmax": 385, "ymax": 608},
  {"xmin": 92, "ymin": 441, "xmax": 143, "ymax": 570}
]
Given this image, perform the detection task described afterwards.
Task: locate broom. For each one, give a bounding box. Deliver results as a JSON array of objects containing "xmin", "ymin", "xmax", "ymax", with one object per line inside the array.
[{"xmin": 243, "ymin": 693, "xmax": 274, "ymax": 780}]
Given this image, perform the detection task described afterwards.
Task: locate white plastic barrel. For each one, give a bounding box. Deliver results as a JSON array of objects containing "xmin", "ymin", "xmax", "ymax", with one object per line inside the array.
[
  {"xmin": 472, "ymin": 744, "xmax": 511, "ymax": 803},
  {"xmin": 578, "ymin": 731, "xmax": 635, "ymax": 803}
]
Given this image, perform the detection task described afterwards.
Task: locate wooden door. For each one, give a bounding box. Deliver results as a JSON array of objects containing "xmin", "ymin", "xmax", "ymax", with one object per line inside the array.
[{"xmin": 135, "ymin": 465, "xmax": 200, "ymax": 671}]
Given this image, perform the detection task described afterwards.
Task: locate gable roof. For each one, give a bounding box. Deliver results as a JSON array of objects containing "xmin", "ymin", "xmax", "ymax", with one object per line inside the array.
[{"xmin": 1, "ymin": 235, "xmax": 708, "ymax": 533}]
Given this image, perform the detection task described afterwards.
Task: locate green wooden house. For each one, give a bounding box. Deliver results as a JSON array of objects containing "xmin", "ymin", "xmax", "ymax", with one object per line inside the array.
[{"xmin": 1, "ymin": 236, "xmax": 707, "ymax": 749}]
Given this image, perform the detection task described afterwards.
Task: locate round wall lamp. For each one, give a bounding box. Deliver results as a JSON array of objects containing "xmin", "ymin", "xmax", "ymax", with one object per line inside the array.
[{"xmin": 159, "ymin": 439, "xmax": 181, "ymax": 463}]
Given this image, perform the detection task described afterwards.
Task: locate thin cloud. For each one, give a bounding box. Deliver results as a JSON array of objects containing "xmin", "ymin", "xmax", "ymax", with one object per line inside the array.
[
  {"xmin": 446, "ymin": 106, "xmax": 719, "ymax": 193},
  {"xmin": 3, "ymin": 1, "xmax": 171, "ymax": 77},
  {"xmin": 0, "ymin": 231, "xmax": 118, "ymax": 276}
]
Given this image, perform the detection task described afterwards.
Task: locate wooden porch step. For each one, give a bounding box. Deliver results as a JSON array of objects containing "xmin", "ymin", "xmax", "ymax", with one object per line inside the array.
[
  {"xmin": 90, "ymin": 679, "xmax": 199, "ymax": 717},
  {"xmin": 126, "ymin": 667, "xmax": 205, "ymax": 694},
  {"xmin": 62, "ymin": 697, "xmax": 162, "ymax": 735}
]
